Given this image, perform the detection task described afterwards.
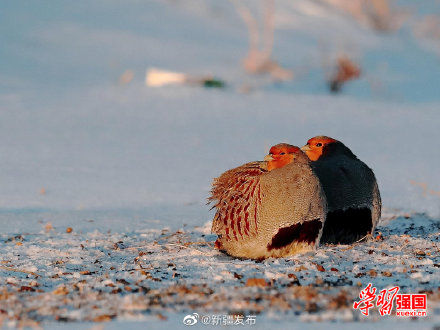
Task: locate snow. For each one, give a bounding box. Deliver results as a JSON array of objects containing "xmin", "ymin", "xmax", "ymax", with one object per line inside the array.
[
  {"xmin": 0, "ymin": 0, "xmax": 440, "ymax": 328},
  {"xmin": 0, "ymin": 212, "xmax": 439, "ymax": 327}
]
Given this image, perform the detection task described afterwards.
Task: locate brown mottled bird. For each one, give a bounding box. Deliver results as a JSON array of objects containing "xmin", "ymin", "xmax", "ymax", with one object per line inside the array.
[
  {"xmin": 301, "ymin": 136, "xmax": 381, "ymax": 244},
  {"xmin": 209, "ymin": 143, "xmax": 326, "ymax": 259}
]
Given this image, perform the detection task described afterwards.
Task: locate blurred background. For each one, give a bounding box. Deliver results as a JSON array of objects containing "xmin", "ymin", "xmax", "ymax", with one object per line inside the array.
[{"xmin": 1, "ymin": 0, "xmax": 440, "ymax": 231}]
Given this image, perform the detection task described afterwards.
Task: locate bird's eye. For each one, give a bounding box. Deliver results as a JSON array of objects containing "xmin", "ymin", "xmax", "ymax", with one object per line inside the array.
[
  {"xmin": 316, "ymin": 143, "xmax": 322, "ymax": 147},
  {"xmin": 280, "ymin": 152, "xmax": 285, "ymax": 155}
]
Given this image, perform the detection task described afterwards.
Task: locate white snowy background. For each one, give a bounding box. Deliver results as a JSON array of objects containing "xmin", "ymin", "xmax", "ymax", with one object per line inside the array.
[{"xmin": 0, "ymin": 0, "xmax": 439, "ymax": 329}]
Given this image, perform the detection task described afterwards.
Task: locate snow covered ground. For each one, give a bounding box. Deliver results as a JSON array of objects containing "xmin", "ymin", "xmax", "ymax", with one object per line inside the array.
[
  {"xmin": 0, "ymin": 211, "xmax": 439, "ymax": 328},
  {"xmin": 0, "ymin": 0, "xmax": 439, "ymax": 328}
]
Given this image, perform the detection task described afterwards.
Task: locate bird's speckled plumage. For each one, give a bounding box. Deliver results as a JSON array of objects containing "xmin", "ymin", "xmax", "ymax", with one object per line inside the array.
[{"xmin": 209, "ymin": 146, "xmax": 326, "ymax": 259}]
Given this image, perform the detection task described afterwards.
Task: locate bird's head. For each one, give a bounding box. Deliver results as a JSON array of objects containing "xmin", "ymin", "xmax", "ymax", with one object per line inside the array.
[
  {"xmin": 264, "ymin": 143, "xmax": 301, "ymax": 171},
  {"xmin": 301, "ymin": 136, "xmax": 338, "ymax": 161}
]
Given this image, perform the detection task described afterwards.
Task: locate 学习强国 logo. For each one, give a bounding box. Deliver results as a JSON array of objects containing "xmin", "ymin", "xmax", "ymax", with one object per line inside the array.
[{"xmin": 353, "ymin": 283, "xmax": 427, "ymax": 317}]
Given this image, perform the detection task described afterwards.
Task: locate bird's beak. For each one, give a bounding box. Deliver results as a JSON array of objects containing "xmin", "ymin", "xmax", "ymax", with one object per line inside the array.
[
  {"xmin": 300, "ymin": 144, "xmax": 311, "ymax": 152},
  {"xmin": 264, "ymin": 154, "xmax": 274, "ymax": 162}
]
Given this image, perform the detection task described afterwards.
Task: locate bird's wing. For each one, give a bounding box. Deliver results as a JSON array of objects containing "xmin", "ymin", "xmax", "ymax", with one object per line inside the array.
[
  {"xmin": 371, "ymin": 178, "xmax": 382, "ymax": 230},
  {"xmin": 209, "ymin": 161, "xmax": 267, "ymax": 240},
  {"xmin": 312, "ymin": 156, "xmax": 375, "ymax": 209}
]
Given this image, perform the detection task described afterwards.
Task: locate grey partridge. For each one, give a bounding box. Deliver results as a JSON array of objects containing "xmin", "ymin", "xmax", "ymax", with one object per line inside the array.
[
  {"xmin": 301, "ymin": 136, "xmax": 381, "ymax": 244},
  {"xmin": 209, "ymin": 144, "xmax": 326, "ymax": 259}
]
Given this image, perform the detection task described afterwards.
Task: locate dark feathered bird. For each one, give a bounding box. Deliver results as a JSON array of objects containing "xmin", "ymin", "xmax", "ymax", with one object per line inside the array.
[{"xmin": 301, "ymin": 136, "xmax": 381, "ymax": 244}]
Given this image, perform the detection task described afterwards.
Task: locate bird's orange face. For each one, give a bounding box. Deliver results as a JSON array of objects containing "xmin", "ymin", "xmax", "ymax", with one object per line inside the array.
[
  {"xmin": 301, "ymin": 136, "xmax": 337, "ymax": 161},
  {"xmin": 264, "ymin": 143, "xmax": 300, "ymax": 171}
]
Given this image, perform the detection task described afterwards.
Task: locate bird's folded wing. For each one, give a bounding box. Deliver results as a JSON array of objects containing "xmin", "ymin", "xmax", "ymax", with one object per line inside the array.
[
  {"xmin": 209, "ymin": 161, "xmax": 267, "ymax": 240},
  {"xmin": 371, "ymin": 179, "xmax": 382, "ymax": 226}
]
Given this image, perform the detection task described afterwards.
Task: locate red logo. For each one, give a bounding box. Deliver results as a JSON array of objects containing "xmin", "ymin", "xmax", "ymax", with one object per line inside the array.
[
  {"xmin": 353, "ymin": 283, "xmax": 377, "ymax": 316},
  {"xmin": 353, "ymin": 284, "xmax": 427, "ymax": 317},
  {"xmin": 376, "ymin": 286, "xmax": 399, "ymax": 316}
]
